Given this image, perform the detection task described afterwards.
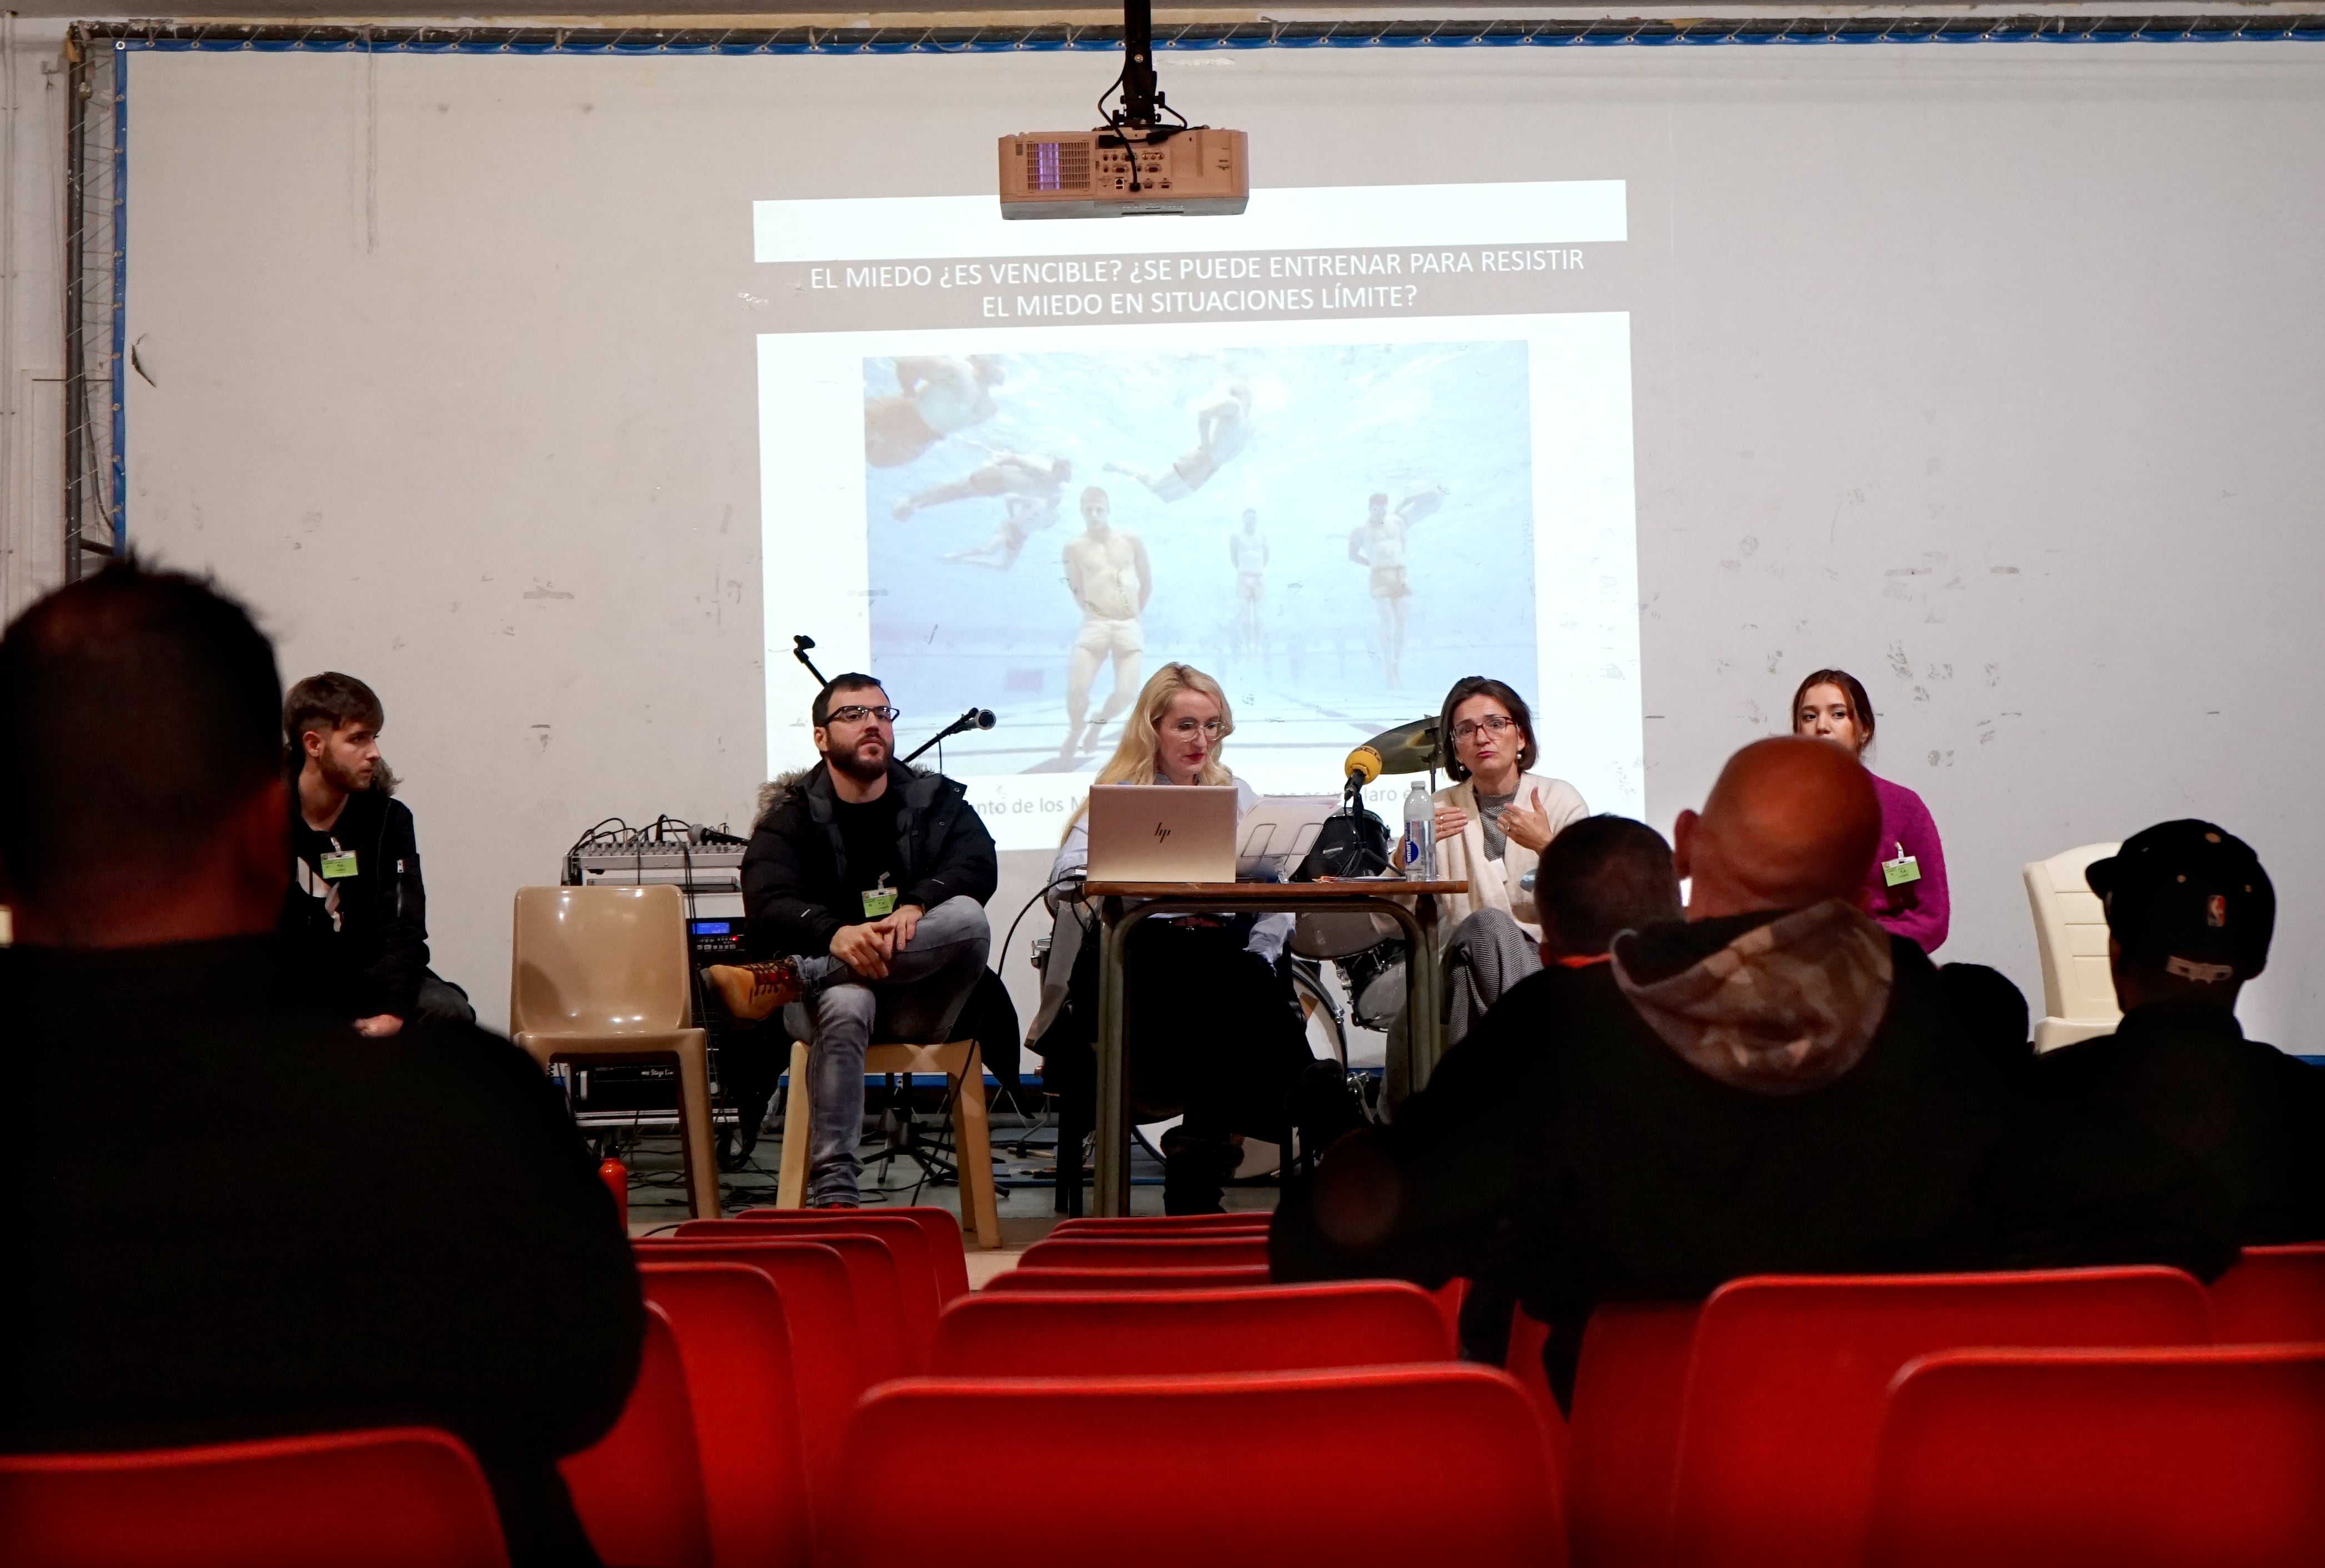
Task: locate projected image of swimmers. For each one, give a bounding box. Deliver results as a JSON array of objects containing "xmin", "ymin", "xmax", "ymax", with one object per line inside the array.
[
  {"xmin": 860, "ymin": 340, "xmax": 1537, "ymax": 782},
  {"xmin": 1059, "ymin": 486, "xmax": 1152, "ymax": 759},
  {"xmin": 1347, "ymin": 486, "xmax": 1447, "ymax": 690},
  {"xmin": 1106, "ymin": 379, "xmax": 1253, "ymax": 502},
  {"xmin": 890, "ymin": 452, "xmax": 1074, "ymax": 571},
  {"xmin": 1230, "ymin": 508, "xmax": 1268, "ymax": 661},
  {"xmin": 864, "ymin": 355, "xmax": 1004, "ymax": 468}
]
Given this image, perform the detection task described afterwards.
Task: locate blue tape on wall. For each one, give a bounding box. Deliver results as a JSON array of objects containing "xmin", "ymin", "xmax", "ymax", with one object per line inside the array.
[{"xmin": 85, "ymin": 16, "xmax": 2325, "ymax": 54}]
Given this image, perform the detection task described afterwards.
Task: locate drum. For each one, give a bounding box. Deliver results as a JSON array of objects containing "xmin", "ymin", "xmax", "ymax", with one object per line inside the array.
[
  {"xmin": 1291, "ymin": 909, "xmax": 1400, "ymax": 960},
  {"xmin": 1334, "ymin": 942, "xmax": 1409, "ymax": 1031}
]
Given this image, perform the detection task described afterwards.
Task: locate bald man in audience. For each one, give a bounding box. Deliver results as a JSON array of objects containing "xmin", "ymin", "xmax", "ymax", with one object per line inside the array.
[{"xmin": 1271, "ymin": 737, "xmax": 2233, "ymax": 1404}]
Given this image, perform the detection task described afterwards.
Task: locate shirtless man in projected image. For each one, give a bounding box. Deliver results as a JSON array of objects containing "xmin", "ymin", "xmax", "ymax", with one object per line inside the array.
[
  {"xmin": 1347, "ymin": 485, "xmax": 1446, "ymax": 690},
  {"xmin": 1107, "ymin": 380, "xmax": 1252, "ymax": 502},
  {"xmin": 891, "ymin": 453, "xmax": 1074, "ymax": 571},
  {"xmin": 864, "ymin": 356, "xmax": 1005, "ymax": 469},
  {"xmin": 1229, "ymin": 508, "xmax": 1269, "ymax": 659},
  {"xmin": 1059, "ymin": 487, "xmax": 1152, "ymax": 760}
]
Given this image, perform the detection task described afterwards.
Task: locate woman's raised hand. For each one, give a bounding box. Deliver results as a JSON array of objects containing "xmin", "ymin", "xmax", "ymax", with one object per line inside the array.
[{"xmin": 1498, "ymin": 788, "xmax": 1557, "ymax": 854}]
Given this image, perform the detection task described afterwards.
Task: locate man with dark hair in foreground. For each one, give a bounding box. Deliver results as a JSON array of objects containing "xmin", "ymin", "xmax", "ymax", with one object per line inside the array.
[
  {"xmin": 280, "ymin": 669, "xmax": 474, "ymax": 1034},
  {"xmin": 1533, "ymin": 813, "xmax": 1686, "ymax": 964},
  {"xmin": 2031, "ymin": 820, "xmax": 2325, "ymax": 1243},
  {"xmin": 1272, "ymin": 738, "xmax": 2233, "ymax": 1401},
  {"xmin": 0, "ymin": 564, "xmax": 642, "ymax": 1567}
]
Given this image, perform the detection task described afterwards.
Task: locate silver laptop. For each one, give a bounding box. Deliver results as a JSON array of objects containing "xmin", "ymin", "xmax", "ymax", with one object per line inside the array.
[{"xmin": 1086, "ymin": 784, "xmax": 1239, "ymax": 883}]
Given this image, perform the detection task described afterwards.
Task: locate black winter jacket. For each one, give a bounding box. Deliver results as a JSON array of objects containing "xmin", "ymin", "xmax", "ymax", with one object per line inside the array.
[
  {"xmin": 4, "ymin": 936, "xmax": 644, "ymax": 1568},
  {"xmin": 277, "ymin": 783, "xmax": 431, "ymax": 1019},
  {"xmin": 742, "ymin": 761, "xmax": 997, "ymax": 958}
]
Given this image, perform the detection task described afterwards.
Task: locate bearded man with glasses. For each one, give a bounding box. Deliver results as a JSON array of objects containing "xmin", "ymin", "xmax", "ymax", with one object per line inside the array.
[{"xmin": 705, "ymin": 674, "xmax": 997, "ymax": 1207}]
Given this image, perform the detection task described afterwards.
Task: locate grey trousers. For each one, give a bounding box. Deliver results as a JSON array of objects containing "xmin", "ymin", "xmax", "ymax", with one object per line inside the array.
[
  {"xmin": 1383, "ymin": 907, "xmax": 1542, "ymax": 1115},
  {"xmin": 781, "ymin": 895, "xmax": 991, "ymax": 1206}
]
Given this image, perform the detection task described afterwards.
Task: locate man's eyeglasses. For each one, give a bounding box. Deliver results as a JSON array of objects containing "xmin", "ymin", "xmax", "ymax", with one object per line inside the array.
[
  {"xmin": 1451, "ymin": 715, "xmax": 1517, "ymax": 742},
  {"xmin": 826, "ymin": 704, "xmax": 900, "ymax": 725}
]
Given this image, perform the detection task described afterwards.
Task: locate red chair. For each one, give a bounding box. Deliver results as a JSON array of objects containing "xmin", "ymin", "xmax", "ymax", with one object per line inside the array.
[
  {"xmin": 736, "ymin": 1204, "xmax": 972, "ymax": 1301},
  {"xmin": 639, "ymin": 1263, "xmax": 811, "ymax": 1568},
  {"xmin": 559, "ymin": 1303, "xmax": 714, "ymax": 1568},
  {"xmin": 2210, "ymin": 1242, "xmax": 2325, "ymax": 1343},
  {"xmin": 680, "ymin": 1214, "xmax": 944, "ymax": 1364},
  {"xmin": 1502, "ymin": 1304, "xmax": 1572, "ymax": 1479},
  {"xmin": 1563, "ymin": 1299, "xmax": 1700, "ymax": 1568},
  {"xmin": 983, "ymin": 1265, "xmax": 1272, "ymax": 1294},
  {"xmin": 928, "ymin": 1281, "xmax": 1453, "ymax": 1375},
  {"xmin": 630, "ymin": 1239, "xmax": 858, "ymax": 1524},
  {"xmin": 1018, "ymin": 1233, "xmax": 1270, "ymax": 1272},
  {"xmin": 649, "ymin": 1231, "xmax": 909, "ymax": 1383},
  {"xmin": 1863, "ymin": 1344, "xmax": 2325, "ymax": 1568},
  {"xmin": 1662, "ymin": 1268, "xmax": 2215, "ymax": 1568},
  {"xmin": 0, "ymin": 1427, "xmax": 509, "ymax": 1568},
  {"xmin": 1051, "ymin": 1213, "xmax": 1274, "ymax": 1237},
  {"xmin": 832, "ymin": 1365, "xmax": 1567, "ymax": 1568}
]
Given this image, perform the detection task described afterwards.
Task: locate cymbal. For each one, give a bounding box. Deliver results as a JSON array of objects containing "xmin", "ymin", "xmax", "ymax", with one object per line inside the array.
[{"xmin": 1361, "ymin": 716, "xmax": 1443, "ymax": 775}]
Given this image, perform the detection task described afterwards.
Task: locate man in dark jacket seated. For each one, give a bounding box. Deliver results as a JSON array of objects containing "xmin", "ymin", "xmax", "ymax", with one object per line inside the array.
[
  {"xmin": 706, "ymin": 672, "xmax": 997, "ymax": 1207},
  {"xmin": 1272, "ymin": 737, "xmax": 2232, "ymax": 1405},
  {"xmin": 0, "ymin": 564, "xmax": 643, "ymax": 1568},
  {"xmin": 2029, "ymin": 820, "xmax": 2324, "ymax": 1244},
  {"xmin": 277, "ymin": 669, "xmax": 474, "ymax": 1033}
]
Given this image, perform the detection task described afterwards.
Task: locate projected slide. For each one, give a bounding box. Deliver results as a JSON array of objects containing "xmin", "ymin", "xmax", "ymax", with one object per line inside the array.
[{"xmin": 754, "ymin": 183, "xmax": 1643, "ymax": 852}]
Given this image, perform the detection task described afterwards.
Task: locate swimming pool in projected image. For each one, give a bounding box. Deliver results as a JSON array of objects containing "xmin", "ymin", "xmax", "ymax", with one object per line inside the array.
[{"xmin": 863, "ymin": 339, "xmax": 1537, "ymax": 779}]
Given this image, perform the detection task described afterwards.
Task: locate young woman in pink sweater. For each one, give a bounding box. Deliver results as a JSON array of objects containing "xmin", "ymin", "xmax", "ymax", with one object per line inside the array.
[{"xmin": 1792, "ymin": 667, "xmax": 1951, "ymax": 954}]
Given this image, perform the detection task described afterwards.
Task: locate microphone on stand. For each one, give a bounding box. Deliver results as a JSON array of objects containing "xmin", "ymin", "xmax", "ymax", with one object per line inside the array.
[
  {"xmin": 791, "ymin": 634, "xmax": 829, "ymax": 687},
  {"xmin": 902, "ymin": 707, "xmax": 997, "ymax": 765}
]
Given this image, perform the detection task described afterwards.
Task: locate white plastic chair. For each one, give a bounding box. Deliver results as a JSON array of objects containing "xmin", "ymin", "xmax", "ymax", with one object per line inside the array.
[{"xmin": 2024, "ymin": 842, "xmax": 2122, "ymax": 1052}]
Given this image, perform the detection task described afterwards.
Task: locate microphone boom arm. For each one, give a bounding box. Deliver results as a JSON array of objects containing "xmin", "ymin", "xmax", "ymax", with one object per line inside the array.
[{"xmin": 902, "ymin": 706, "xmax": 995, "ymax": 766}]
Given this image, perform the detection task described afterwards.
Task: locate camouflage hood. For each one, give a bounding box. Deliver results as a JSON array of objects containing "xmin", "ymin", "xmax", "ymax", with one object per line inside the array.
[{"xmin": 1611, "ymin": 899, "xmax": 1894, "ymax": 1096}]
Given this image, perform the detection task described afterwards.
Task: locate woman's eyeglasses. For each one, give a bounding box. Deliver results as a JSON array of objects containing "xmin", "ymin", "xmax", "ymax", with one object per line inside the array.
[
  {"xmin": 1165, "ymin": 718, "xmax": 1227, "ymax": 739},
  {"xmin": 827, "ymin": 704, "xmax": 900, "ymax": 725},
  {"xmin": 1451, "ymin": 715, "xmax": 1517, "ymax": 742}
]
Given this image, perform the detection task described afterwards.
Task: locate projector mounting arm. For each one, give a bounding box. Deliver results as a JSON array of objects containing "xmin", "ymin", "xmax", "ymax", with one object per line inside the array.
[{"xmin": 1119, "ymin": 0, "xmax": 1160, "ymax": 130}]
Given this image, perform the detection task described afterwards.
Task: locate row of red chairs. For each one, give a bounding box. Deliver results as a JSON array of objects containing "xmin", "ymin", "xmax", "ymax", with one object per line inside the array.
[
  {"xmin": 6, "ymin": 1210, "xmax": 2319, "ymax": 1568},
  {"xmin": 1560, "ymin": 1244, "xmax": 2325, "ymax": 1568}
]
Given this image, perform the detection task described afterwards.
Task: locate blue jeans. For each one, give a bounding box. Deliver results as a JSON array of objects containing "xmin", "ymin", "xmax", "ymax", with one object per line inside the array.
[{"xmin": 782, "ymin": 895, "xmax": 990, "ymax": 1206}]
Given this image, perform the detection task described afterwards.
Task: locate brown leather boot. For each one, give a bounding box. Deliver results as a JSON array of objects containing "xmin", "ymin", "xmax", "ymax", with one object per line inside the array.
[{"xmin": 703, "ymin": 959, "xmax": 806, "ymax": 1022}]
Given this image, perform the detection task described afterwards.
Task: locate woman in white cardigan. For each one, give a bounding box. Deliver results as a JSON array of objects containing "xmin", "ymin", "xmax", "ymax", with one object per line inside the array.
[{"xmin": 1428, "ymin": 675, "xmax": 1587, "ymax": 1035}]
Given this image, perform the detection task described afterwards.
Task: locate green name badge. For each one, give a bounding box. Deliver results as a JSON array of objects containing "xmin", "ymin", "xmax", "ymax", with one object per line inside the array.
[
  {"xmin": 1882, "ymin": 853, "xmax": 1921, "ymax": 888},
  {"xmin": 861, "ymin": 883, "xmax": 898, "ymax": 919},
  {"xmin": 319, "ymin": 850, "xmax": 360, "ymax": 880}
]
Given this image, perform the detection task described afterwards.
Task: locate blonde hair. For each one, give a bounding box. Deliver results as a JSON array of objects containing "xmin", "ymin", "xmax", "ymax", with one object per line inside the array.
[{"xmin": 1064, "ymin": 663, "xmax": 1235, "ymax": 838}]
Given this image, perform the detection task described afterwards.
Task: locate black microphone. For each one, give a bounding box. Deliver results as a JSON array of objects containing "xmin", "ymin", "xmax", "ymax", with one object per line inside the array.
[
  {"xmin": 791, "ymin": 634, "xmax": 828, "ymax": 687},
  {"xmin": 902, "ymin": 707, "xmax": 998, "ymax": 764}
]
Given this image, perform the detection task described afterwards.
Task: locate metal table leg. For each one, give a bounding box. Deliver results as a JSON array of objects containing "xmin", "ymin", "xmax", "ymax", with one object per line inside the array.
[
  {"xmin": 1094, "ymin": 897, "xmax": 1133, "ymax": 1216},
  {"xmin": 1408, "ymin": 896, "xmax": 1445, "ymax": 1092}
]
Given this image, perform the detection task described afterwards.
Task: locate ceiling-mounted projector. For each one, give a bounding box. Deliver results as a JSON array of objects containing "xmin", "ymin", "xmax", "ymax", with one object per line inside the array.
[
  {"xmin": 999, "ymin": 128, "xmax": 1249, "ymax": 219},
  {"xmin": 998, "ymin": 0, "xmax": 1247, "ymax": 219}
]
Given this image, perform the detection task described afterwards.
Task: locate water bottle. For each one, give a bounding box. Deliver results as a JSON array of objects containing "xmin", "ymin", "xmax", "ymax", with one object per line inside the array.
[{"xmin": 1400, "ymin": 779, "xmax": 1436, "ymax": 880}]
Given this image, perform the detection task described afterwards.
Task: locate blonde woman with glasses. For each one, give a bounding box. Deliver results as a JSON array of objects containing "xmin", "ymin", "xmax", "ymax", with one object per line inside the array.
[{"xmin": 1035, "ymin": 663, "xmax": 1358, "ymax": 1213}]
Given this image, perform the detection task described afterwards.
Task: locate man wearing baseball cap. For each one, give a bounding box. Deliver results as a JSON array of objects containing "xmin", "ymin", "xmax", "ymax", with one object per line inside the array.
[{"xmin": 2035, "ymin": 820, "xmax": 2325, "ymax": 1243}]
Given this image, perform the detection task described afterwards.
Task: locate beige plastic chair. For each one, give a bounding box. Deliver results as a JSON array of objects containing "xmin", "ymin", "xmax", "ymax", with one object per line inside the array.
[
  {"xmin": 776, "ymin": 1036, "xmax": 1002, "ymax": 1249},
  {"xmin": 510, "ymin": 885, "xmax": 719, "ymax": 1217},
  {"xmin": 2024, "ymin": 843, "xmax": 2124, "ymax": 1052}
]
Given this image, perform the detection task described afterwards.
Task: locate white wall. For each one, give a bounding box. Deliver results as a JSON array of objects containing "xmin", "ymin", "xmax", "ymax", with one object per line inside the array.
[
  {"xmin": 11, "ymin": 36, "xmax": 2323, "ymax": 1053},
  {"xmin": 0, "ymin": 21, "xmax": 73, "ymax": 623}
]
